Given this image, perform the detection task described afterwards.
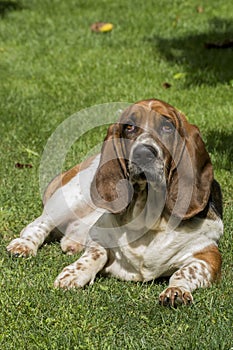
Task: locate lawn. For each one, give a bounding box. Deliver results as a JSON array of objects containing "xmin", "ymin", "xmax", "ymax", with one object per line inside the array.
[{"xmin": 0, "ymin": 0, "xmax": 233, "ymax": 349}]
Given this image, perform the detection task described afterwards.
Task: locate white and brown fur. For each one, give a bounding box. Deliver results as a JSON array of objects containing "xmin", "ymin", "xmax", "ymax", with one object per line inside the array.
[{"xmin": 7, "ymin": 99, "xmax": 223, "ymax": 306}]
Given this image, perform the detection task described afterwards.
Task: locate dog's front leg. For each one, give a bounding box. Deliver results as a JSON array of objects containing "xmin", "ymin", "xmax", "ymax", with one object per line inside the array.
[
  {"xmin": 7, "ymin": 183, "xmax": 85, "ymax": 257},
  {"xmin": 7, "ymin": 213, "xmax": 55, "ymax": 257},
  {"xmin": 7, "ymin": 190, "xmax": 69, "ymax": 257},
  {"xmin": 54, "ymin": 241, "xmax": 108, "ymax": 289},
  {"xmin": 159, "ymin": 244, "xmax": 222, "ymax": 306}
]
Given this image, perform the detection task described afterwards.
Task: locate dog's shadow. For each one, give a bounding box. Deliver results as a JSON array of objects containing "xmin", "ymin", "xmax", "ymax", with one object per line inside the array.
[
  {"xmin": 0, "ymin": 1, "xmax": 24, "ymax": 17},
  {"xmin": 147, "ymin": 17, "xmax": 233, "ymax": 86},
  {"xmin": 205, "ymin": 130, "xmax": 233, "ymax": 172}
]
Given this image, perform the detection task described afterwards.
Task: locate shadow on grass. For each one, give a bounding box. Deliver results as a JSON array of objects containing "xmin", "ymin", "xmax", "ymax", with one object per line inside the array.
[
  {"xmin": 205, "ymin": 130, "xmax": 233, "ymax": 171},
  {"xmin": 0, "ymin": 0, "xmax": 23, "ymax": 17},
  {"xmin": 148, "ymin": 17, "xmax": 233, "ymax": 86}
]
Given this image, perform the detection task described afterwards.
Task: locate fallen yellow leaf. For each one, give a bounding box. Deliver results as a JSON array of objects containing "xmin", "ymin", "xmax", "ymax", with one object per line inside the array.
[{"xmin": 99, "ymin": 23, "xmax": 113, "ymax": 32}]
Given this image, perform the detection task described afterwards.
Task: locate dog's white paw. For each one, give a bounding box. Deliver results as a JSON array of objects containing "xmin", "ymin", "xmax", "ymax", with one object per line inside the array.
[
  {"xmin": 7, "ymin": 238, "xmax": 37, "ymax": 257},
  {"xmin": 54, "ymin": 264, "xmax": 95, "ymax": 289}
]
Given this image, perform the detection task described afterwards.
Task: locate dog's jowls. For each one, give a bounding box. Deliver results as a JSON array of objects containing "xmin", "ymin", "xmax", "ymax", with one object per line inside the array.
[{"xmin": 7, "ymin": 99, "xmax": 223, "ymax": 307}]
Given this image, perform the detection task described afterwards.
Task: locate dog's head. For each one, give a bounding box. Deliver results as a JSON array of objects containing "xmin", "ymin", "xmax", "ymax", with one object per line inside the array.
[{"xmin": 91, "ymin": 99, "xmax": 213, "ymax": 220}]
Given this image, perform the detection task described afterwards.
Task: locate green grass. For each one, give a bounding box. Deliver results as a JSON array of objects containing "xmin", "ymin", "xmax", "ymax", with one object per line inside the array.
[{"xmin": 0, "ymin": 0, "xmax": 233, "ymax": 349}]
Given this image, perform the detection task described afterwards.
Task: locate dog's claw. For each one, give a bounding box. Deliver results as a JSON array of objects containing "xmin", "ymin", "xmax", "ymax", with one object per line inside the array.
[{"xmin": 159, "ymin": 287, "xmax": 193, "ymax": 307}]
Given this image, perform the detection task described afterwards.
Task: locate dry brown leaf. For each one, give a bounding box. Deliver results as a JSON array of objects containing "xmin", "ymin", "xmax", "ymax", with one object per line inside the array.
[
  {"xmin": 162, "ymin": 82, "xmax": 172, "ymax": 89},
  {"xmin": 15, "ymin": 162, "xmax": 33, "ymax": 169}
]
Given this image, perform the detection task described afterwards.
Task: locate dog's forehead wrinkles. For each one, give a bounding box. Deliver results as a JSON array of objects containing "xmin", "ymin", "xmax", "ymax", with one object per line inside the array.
[
  {"xmin": 121, "ymin": 105, "xmax": 162, "ymax": 133},
  {"xmin": 134, "ymin": 100, "xmax": 181, "ymax": 127}
]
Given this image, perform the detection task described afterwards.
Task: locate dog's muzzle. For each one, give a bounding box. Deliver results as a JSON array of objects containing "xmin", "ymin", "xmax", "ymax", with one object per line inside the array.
[{"xmin": 129, "ymin": 143, "xmax": 164, "ymax": 184}]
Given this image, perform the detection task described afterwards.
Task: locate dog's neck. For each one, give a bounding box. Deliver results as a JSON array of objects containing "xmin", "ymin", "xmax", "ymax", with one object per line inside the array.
[{"xmin": 120, "ymin": 182, "xmax": 166, "ymax": 231}]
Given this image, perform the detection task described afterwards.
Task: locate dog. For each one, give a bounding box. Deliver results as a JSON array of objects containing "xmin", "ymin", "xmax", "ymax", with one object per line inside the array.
[{"xmin": 7, "ymin": 99, "xmax": 223, "ymax": 306}]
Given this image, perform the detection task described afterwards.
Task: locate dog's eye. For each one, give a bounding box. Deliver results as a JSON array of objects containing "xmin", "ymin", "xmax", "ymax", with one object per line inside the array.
[
  {"xmin": 161, "ymin": 121, "xmax": 174, "ymax": 134},
  {"xmin": 124, "ymin": 123, "xmax": 136, "ymax": 134}
]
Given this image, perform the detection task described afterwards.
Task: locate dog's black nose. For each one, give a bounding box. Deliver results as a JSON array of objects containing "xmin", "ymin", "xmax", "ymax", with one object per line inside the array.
[{"xmin": 132, "ymin": 144, "xmax": 158, "ymax": 166}]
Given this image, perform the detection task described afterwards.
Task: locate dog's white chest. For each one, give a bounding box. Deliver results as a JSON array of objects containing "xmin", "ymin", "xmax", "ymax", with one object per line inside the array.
[
  {"xmin": 103, "ymin": 217, "xmax": 223, "ymax": 282},
  {"xmin": 117, "ymin": 228, "xmax": 181, "ymax": 280}
]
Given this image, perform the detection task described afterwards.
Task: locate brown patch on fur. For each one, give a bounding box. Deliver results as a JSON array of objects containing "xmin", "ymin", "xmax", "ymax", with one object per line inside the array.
[
  {"xmin": 199, "ymin": 262, "xmax": 209, "ymax": 281},
  {"xmin": 61, "ymin": 164, "xmax": 80, "ymax": 186},
  {"xmin": 92, "ymin": 251, "xmax": 101, "ymax": 261},
  {"xmin": 61, "ymin": 155, "xmax": 97, "ymax": 186},
  {"xmin": 43, "ymin": 155, "xmax": 97, "ymax": 204},
  {"xmin": 76, "ymin": 263, "xmax": 86, "ymax": 271},
  {"xmin": 194, "ymin": 244, "xmax": 222, "ymax": 282},
  {"xmin": 89, "ymin": 247, "xmax": 104, "ymax": 261},
  {"xmin": 188, "ymin": 266, "xmax": 196, "ymax": 279},
  {"xmin": 180, "ymin": 269, "xmax": 186, "ymax": 279},
  {"xmin": 42, "ymin": 173, "xmax": 63, "ymax": 205},
  {"xmin": 59, "ymin": 273, "xmax": 71, "ymax": 279}
]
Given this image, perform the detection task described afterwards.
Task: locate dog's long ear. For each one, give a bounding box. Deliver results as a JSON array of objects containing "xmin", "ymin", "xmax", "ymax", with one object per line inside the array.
[
  {"xmin": 91, "ymin": 124, "xmax": 132, "ymax": 213},
  {"xmin": 166, "ymin": 118, "xmax": 213, "ymax": 220}
]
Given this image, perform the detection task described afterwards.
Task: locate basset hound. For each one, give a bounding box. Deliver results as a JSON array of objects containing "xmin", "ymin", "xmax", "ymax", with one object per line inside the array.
[{"xmin": 7, "ymin": 99, "xmax": 223, "ymax": 306}]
